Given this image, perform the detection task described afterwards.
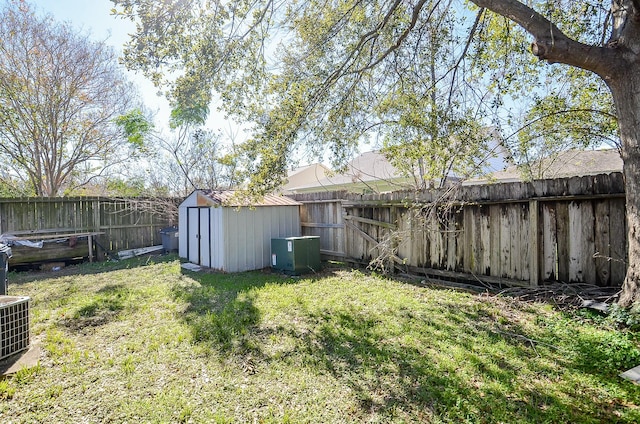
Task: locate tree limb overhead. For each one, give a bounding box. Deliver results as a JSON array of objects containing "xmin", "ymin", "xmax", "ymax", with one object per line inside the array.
[{"xmin": 469, "ymin": 0, "xmax": 623, "ymax": 80}]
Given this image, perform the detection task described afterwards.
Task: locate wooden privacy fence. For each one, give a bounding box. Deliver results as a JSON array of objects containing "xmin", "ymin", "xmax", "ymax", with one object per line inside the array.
[
  {"xmin": 291, "ymin": 172, "xmax": 628, "ymax": 287},
  {"xmin": 0, "ymin": 197, "xmax": 176, "ymax": 265}
]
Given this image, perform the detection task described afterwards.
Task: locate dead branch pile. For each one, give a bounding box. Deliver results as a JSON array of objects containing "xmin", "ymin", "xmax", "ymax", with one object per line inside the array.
[{"xmin": 497, "ymin": 283, "xmax": 620, "ymax": 310}]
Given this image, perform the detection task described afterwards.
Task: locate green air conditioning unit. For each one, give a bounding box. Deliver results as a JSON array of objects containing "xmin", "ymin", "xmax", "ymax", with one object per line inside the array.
[{"xmin": 271, "ymin": 236, "xmax": 321, "ymax": 275}]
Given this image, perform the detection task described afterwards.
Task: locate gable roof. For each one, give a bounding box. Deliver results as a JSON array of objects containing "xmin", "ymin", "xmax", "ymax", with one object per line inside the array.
[
  {"xmin": 467, "ymin": 148, "xmax": 622, "ymax": 184},
  {"xmin": 284, "ymin": 151, "xmax": 412, "ymax": 193},
  {"xmin": 281, "ymin": 163, "xmax": 331, "ymax": 193}
]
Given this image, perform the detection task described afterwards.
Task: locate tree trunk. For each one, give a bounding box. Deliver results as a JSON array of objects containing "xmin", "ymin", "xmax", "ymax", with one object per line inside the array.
[
  {"xmin": 467, "ymin": 0, "xmax": 640, "ymax": 306},
  {"xmin": 609, "ymin": 75, "xmax": 640, "ymax": 307}
]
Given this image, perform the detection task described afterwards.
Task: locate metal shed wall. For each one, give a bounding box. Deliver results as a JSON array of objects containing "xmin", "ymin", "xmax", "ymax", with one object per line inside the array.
[
  {"xmin": 222, "ymin": 205, "xmax": 300, "ymax": 272},
  {"xmin": 210, "ymin": 208, "xmax": 225, "ymax": 269},
  {"xmin": 178, "ymin": 191, "xmax": 301, "ymax": 272}
]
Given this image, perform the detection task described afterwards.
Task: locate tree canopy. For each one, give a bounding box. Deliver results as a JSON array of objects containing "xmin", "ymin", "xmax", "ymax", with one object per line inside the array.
[
  {"xmin": 0, "ymin": 0, "xmax": 143, "ymax": 196},
  {"xmin": 112, "ymin": 1, "xmax": 616, "ymax": 190},
  {"xmin": 112, "ymin": 0, "xmax": 640, "ymax": 306}
]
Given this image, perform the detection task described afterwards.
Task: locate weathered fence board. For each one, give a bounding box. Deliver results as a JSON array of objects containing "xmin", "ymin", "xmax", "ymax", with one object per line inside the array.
[
  {"xmin": 291, "ymin": 172, "xmax": 628, "ymax": 287},
  {"xmin": 0, "ymin": 197, "xmax": 176, "ymax": 265}
]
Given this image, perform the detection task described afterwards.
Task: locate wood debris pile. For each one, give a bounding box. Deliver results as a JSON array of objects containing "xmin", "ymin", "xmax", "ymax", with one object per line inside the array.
[{"xmin": 498, "ymin": 283, "xmax": 620, "ymax": 311}]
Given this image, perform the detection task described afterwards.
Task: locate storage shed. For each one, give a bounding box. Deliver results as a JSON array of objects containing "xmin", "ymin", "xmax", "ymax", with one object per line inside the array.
[{"xmin": 178, "ymin": 190, "xmax": 301, "ymax": 272}]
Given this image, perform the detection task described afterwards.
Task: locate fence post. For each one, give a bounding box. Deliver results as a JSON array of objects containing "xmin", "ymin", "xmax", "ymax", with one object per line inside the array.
[{"xmin": 529, "ymin": 199, "xmax": 539, "ymax": 287}]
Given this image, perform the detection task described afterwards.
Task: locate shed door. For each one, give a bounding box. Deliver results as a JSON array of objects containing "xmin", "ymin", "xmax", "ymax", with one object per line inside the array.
[
  {"xmin": 187, "ymin": 207, "xmax": 211, "ymax": 266},
  {"xmin": 200, "ymin": 209, "xmax": 211, "ymax": 267}
]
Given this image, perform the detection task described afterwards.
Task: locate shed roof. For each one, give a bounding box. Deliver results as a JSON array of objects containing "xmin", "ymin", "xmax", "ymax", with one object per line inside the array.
[{"xmin": 195, "ymin": 190, "xmax": 301, "ymax": 207}]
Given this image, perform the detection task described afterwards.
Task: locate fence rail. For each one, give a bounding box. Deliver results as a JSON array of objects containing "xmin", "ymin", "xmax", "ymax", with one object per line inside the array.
[
  {"xmin": 291, "ymin": 173, "xmax": 628, "ymax": 287},
  {"xmin": 0, "ymin": 197, "xmax": 176, "ymax": 265}
]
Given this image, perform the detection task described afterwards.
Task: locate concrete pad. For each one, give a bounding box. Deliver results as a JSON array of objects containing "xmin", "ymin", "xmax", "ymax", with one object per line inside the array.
[
  {"xmin": 0, "ymin": 341, "xmax": 41, "ymax": 376},
  {"xmin": 621, "ymin": 364, "xmax": 640, "ymax": 384},
  {"xmin": 181, "ymin": 263, "xmax": 202, "ymax": 272}
]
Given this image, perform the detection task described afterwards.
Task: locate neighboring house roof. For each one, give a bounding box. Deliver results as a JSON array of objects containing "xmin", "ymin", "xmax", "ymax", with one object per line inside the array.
[
  {"xmin": 281, "ymin": 163, "xmax": 331, "ymax": 194},
  {"xmin": 284, "ymin": 151, "xmax": 413, "ymax": 194},
  {"xmin": 467, "ymin": 148, "xmax": 622, "ymax": 184},
  {"xmin": 189, "ymin": 189, "xmax": 301, "ymax": 207}
]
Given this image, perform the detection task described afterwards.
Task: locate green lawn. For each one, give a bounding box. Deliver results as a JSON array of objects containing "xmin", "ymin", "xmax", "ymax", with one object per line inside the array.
[{"xmin": 1, "ymin": 257, "xmax": 639, "ymax": 423}]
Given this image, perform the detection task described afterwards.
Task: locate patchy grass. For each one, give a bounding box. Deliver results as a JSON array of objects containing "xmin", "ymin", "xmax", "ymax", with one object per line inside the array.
[{"xmin": 1, "ymin": 257, "xmax": 640, "ymax": 422}]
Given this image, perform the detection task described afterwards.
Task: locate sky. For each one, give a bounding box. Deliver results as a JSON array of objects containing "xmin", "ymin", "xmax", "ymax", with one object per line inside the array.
[
  {"xmin": 29, "ymin": 1, "xmax": 352, "ymax": 167},
  {"xmin": 31, "ymin": 0, "xmax": 332, "ymax": 173},
  {"xmin": 33, "ymin": 0, "xmax": 173, "ymax": 131}
]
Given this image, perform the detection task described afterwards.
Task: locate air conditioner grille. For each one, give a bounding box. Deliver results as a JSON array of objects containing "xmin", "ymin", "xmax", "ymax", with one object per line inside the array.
[{"xmin": 1, "ymin": 296, "xmax": 30, "ymax": 361}]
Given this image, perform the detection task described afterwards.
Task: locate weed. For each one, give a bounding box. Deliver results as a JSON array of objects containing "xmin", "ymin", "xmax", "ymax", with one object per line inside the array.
[
  {"xmin": 13, "ymin": 364, "xmax": 43, "ymax": 385},
  {"xmin": 45, "ymin": 384, "xmax": 63, "ymax": 398},
  {"xmin": 121, "ymin": 355, "xmax": 135, "ymax": 375},
  {"xmin": 608, "ymin": 303, "xmax": 640, "ymax": 330},
  {"xmin": 0, "ymin": 379, "xmax": 16, "ymax": 399}
]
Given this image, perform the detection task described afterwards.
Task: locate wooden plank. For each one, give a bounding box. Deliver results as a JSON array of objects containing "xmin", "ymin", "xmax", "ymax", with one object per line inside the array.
[
  {"xmin": 344, "ymin": 215, "xmax": 397, "ymax": 230},
  {"xmin": 542, "ymin": 202, "xmax": 558, "ymax": 282},
  {"xmin": 568, "ymin": 201, "xmax": 583, "ymax": 282},
  {"xmin": 469, "ymin": 206, "xmax": 480, "ymax": 274},
  {"xmin": 556, "ymin": 202, "xmax": 570, "ymax": 283},
  {"xmin": 610, "ymin": 198, "xmax": 627, "ymax": 285},
  {"xmin": 454, "ymin": 210, "xmax": 464, "ymax": 271},
  {"xmin": 463, "ymin": 207, "xmax": 474, "ymax": 273},
  {"xmin": 499, "ymin": 205, "xmax": 511, "ymax": 279},
  {"xmin": 345, "ymin": 219, "xmax": 378, "ymax": 246},
  {"xmin": 405, "ymin": 265, "xmax": 530, "ymax": 288},
  {"xmin": 489, "ymin": 204, "xmax": 501, "ymax": 278},
  {"xmin": 425, "ymin": 211, "xmax": 436, "ymax": 268},
  {"xmin": 480, "ymin": 205, "xmax": 491, "ymax": 276},
  {"xmin": 396, "ymin": 208, "xmax": 412, "ymax": 264},
  {"xmin": 336, "ymin": 200, "xmax": 346, "ymax": 257},
  {"xmin": 510, "ymin": 205, "xmax": 523, "ymax": 280},
  {"xmin": 3, "ymin": 232, "xmax": 104, "ymax": 241},
  {"xmin": 529, "ymin": 200, "xmax": 539, "ymax": 287},
  {"xmin": 118, "ymin": 245, "xmax": 163, "ymax": 260},
  {"xmin": 295, "ymin": 199, "xmax": 345, "ymax": 204},
  {"xmin": 340, "ymin": 193, "xmax": 626, "ymax": 208},
  {"xmin": 594, "ymin": 201, "xmax": 611, "ymax": 286},
  {"xmin": 443, "ymin": 209, "xmax": 456, "ymax": 270},
  {"xmin": 4, "ymin": 227, "xmax": 89, "ymax": 235},
  {"xmin": 320, "ymin": 249, "xmax": 345, "ymax": 257},
  {"xmin": 581, "ymin": 202, "xmax": 596, "ymax": 285},
  {"xmin": 344, "ymin": 219, "xmax": 404, "ymax": 264},
  {"xmin": 472, "ymin": 206, "xmax": 484, "ymax": 275},
  {"xmin": 300, "ymin": 222, "xmax": 345, "ymax": 229},
  {"xmin": 9, "ymin": 243, "xmax": 90, "ymax": 266}
]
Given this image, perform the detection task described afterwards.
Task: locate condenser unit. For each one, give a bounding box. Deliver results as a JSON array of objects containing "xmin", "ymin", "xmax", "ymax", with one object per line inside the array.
[
  {"xmin": 271, "ymin": 236, "xmax": 321, "ymax": 275},
  {"xmin": 1, "ymin": 296, "xmax": 30, "ymax": 361}
]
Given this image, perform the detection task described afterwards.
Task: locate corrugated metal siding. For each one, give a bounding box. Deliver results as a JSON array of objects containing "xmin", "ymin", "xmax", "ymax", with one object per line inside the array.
[
  {"xmin": 179, "ymin": 188, "xmax": 301, "ymax": 271},
  {"xmin": 210, "ymin": 208, "xmax": 224, "ymax": 270},
  {"xmin": 178, "ymin": 205, "xmax": 188, "ymax": 259},
  {"xmin": 200, "ymin": 208, "xmax": 211, "ymax": 268},
  {"xmin": 222, "ymin": 205, "xmax": 300, "ymax": 272}
]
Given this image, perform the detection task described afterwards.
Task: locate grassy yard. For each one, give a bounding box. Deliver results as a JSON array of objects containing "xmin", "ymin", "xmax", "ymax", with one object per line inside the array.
[{"xmin": 1, "ymin": 257, "xmax": 640, "ymax": 423}]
